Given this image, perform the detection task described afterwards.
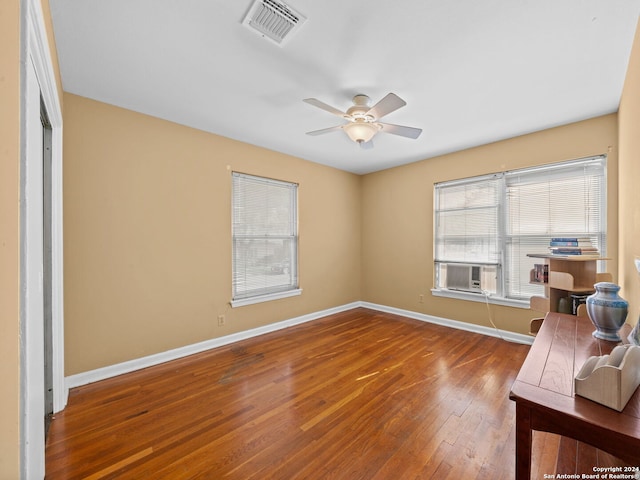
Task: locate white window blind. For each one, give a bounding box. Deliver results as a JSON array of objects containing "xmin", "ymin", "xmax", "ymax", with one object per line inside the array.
[
  {"xmin": 434, "ymin": 175, "xmax": 501, "ymax": 265},
  {"xmin": 232, "ymin": 172, "xmax": 298, "ymax": 303},
  {"xmin": 434, "ymin": 155, "xmax": 606, "ymax": 301},
  {"xmin": 505, "ymin": 157, "xmax": 606, "ymax": 298}
]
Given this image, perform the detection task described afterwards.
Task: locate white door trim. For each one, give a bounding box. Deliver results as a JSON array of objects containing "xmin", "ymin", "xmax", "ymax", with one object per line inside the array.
[
  {"xmin": 22, "ymin": 55, "xmax": 45, "ymax": 480},
  {"xmin": 21, "ymin": 0, "xmax": 65, "ymax": 477},
  {"xmin": 26, "ymin": 0, "xmax": 65, "ymax": 414}
]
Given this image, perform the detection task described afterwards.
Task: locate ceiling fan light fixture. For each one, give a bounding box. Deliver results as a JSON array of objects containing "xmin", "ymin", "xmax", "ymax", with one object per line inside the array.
[{"xmin": 344, "ymin": 121, "xmax": 379, "ymax": 144}]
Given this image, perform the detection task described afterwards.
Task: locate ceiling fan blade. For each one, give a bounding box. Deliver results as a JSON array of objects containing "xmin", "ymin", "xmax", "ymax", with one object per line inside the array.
[
  {"xmin": 360, "ymin": 139, "xmax": 374, "ymax": 150},
  {"xmin": 306, "ymin": 125, "xmax": 345, "ymax": 136},
  {"xmin": 303, "ymin": 98, "xmax": 347, "ymax": 118},
  {"xmin": 366, "ymin": 93, "xmax": 406, "ymax": 120},
  {"xmin": 379, "ymin": 122, "xmax": 422, "ymax": 139}
]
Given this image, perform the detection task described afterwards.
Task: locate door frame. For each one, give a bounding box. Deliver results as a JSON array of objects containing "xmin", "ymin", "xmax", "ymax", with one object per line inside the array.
[{"xmin": 21, "ymin": 0, "xmax": 65, "ymax": 476}]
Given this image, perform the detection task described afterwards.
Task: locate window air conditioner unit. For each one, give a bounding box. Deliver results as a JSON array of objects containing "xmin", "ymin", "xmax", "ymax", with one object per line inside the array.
[{"xmin": 445, "ymin": 264, "xmax": 483, "ymax": 293}]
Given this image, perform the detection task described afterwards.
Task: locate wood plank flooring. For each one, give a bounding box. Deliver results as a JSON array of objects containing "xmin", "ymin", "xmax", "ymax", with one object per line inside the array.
[{"xmin": 46, "ymin": 307, "xmax": 533, "ymax": 479}]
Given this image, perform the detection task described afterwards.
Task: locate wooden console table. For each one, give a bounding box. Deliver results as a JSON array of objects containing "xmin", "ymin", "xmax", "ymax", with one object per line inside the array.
[{"xmin": 509, "ymin": 312, "xmax": 640, "ymax": 479}]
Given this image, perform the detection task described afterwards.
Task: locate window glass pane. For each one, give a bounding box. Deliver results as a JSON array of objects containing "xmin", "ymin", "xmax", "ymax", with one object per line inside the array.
[
  {"xmin": 233, "ymin": 176, "xmax": 296, "ymax": 236},
  {"xmin": 505, "ymin": 156, "xmax": 605, "ymax": 299},
  {"xmin": 233, "ymin": 237, "xmax": 296, "ymax": 298},
  {"xmin": 434, "ymin": 177, "xmax": 501, "ymax": 264},
  {"xmin": 507, "ymin": 170, "xmax": 603, "ymax": 237},
  {"xmin": 435, "ymin": 207, "xmax": 499, "ymax": 262},
  {"xmin": 433, "ymin": 156, "xmax": 606, "ymax": 302},
  {"xmin": 505, "ymin": 237, "xmax": 548, "ymax": 298},
  {"xmin": 232, "ymin": 173, "xmax": 298, "ymax": 301}
]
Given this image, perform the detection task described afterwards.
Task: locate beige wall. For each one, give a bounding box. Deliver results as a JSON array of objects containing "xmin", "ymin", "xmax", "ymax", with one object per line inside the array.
[
  {"xmin": 0, "ymin": 0, "xmax": 21, "ymax": 476},
  {"xmin": 63, "ymin": 101, "xmax": 622, "ymax": 373},
  {"xmin": 362, "ymin": 114, "xmax": 619, "ymax": 336},
  {"xmin": 63, "ymin": 93, "xmax": 362, "ymax": 374},
  {"xmin": 619, "ymin": 17, "xmax": 640, "ymax": 325}
]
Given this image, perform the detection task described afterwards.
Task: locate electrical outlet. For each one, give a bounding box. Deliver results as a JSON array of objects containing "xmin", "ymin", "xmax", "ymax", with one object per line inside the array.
[
  {"xmin": 419, "ymin": 294, "xmax": 424, "ymax": 303},
  {"xmin": 218, "ymin": 315, "xmax": 225, "ymax": 326}
]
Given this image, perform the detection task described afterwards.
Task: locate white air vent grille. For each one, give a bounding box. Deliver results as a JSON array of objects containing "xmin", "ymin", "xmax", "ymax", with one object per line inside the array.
[{"xmin": 242, "ymin": 0, "xmax": 307, "ymax": 46}]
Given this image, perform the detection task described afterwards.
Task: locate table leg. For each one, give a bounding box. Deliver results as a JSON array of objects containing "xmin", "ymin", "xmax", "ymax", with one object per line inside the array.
[{"xmin": 515, "ymin": 402, "xmax": 532, "ymax": 480}]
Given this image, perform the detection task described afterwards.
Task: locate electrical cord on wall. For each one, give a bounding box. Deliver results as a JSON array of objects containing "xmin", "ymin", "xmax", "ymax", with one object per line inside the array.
[{"xmin": 481, "ymin": 289, "xmax": 509, "ymax": 343}]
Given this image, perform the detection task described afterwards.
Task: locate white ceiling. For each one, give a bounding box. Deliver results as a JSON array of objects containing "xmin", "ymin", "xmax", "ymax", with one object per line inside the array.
[{"xmin": 50, "ymin": 0, "xmax": 640, "ymax": 174}]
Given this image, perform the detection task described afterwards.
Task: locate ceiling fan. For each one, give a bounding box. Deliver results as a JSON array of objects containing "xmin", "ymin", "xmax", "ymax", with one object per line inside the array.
[{"xmin": 303, "ymin": 93, "xmax": 422, "ymax": 149}]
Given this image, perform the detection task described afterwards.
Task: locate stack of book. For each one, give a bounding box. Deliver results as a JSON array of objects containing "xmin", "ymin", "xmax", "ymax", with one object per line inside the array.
[
  {"xmin": 549, "ymin": 237, "xmax": 599, "ymax": 256},
  {"xmin": 532, "ymin": 263, "xmax": 549, "ymax": 283}
]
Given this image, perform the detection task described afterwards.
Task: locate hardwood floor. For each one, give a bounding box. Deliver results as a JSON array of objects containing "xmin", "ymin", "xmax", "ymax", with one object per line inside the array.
[{"xmin": 46, "ymin": 308, "xmax": 532, "ymax": 479}]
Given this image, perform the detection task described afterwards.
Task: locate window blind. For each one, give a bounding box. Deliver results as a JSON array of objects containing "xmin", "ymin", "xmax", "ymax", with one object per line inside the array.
[
  {"xmin": 505, "ymin": 156, "xmax": 606, "ymax": 298},
  {"xmin": 433, "ymin": 155, "xmax": 606, "ymax": 301},
  {"xmin": 434, "ymin": 175, "xmax": 501, "ymax": 265},
  {"xmin": 232, "ymin": 172, "xmax": 298, "ymax": 301}
]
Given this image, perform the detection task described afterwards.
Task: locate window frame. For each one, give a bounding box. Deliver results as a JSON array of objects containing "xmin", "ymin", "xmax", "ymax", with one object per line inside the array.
[
  {"xmin": 230, "ymin": 172, "xmax": 301, "ymax": 308},
  {"xmin": 432, "ymin": 155, "xmax": 607, "ymax": 307}
]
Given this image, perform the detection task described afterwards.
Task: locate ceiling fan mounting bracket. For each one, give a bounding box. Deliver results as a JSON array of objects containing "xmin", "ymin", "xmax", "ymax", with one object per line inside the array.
[{"xmin": 352, "ymin": 94, "xmax": 370, "ymax": 106}]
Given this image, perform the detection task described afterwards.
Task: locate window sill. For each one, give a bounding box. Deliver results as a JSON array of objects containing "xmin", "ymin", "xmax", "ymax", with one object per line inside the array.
[
  {"xmin": 231, "ymin": 288, "xmax": 303, "ymax": 308},
  {"xmin": 430, "ymin": 288, "xmax": 530, "ymax": 309}
]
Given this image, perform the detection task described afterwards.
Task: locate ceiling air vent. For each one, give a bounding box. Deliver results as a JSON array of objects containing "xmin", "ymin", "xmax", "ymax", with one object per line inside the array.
[{"xmin": 242, "ymin": 0, "xmax": 307, "ymax": 46}]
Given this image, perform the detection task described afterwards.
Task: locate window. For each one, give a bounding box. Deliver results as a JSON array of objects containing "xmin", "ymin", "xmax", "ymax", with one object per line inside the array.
[
  {"xmin": 231, "ymin": 172, "xmax": 300, "ymax": 307},
  {"xmin": 433, "ymin": 155, "xmax": 606, "ymax": 303}
]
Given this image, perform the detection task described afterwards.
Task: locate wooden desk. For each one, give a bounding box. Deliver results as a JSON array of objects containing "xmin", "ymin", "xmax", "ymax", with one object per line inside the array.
[{"xmin": 509, "ymin": 312, "xmax": 640, "ymax": 479}]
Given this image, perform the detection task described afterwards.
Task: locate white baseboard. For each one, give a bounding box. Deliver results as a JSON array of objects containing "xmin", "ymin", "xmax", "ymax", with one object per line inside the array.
[
  {"xmin": 65, "ymin": 300, "xmax": 532, "ymax": 391},
  {"xmin": 360, "ymin": 301, "xmax": 534, "ymax": 345},
  {"xmin": 65, "ymin": 302, "xmax": 360, "ymax": 390}
]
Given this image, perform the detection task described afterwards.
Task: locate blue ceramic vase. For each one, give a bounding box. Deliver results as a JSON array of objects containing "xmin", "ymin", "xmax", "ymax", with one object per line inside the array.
[{"xmin": 586, "ymin": 282, "xmax": 629, "ymax": 342}]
